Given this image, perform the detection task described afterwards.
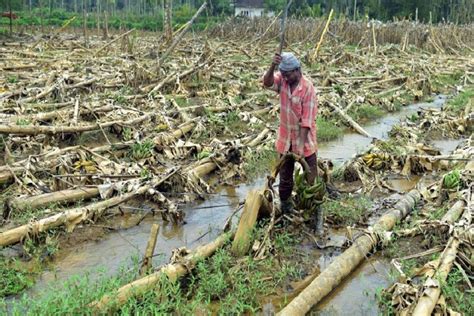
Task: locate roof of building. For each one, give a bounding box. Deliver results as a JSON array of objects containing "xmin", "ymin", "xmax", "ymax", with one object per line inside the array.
[{"xmin": 234, "ymin": 0, "xmax": 264, "ymax": 8}]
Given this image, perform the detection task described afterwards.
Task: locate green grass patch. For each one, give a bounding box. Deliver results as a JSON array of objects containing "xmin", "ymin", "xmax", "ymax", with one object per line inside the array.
[
  {"xmin": 441, "ymin": 267, "xmax": 474, "ymax": 314},
  {"xmin": 129, "ymin": 139, "xmax": 154, "ymax": 161},
  {"xmin": 2, "ymin": 228, "xmax": 305, "ymax": 314},
  {"xmin": 324, "ymin": 194, "xmax": 372, "ymax": 226},
  {"xmin": 432, "ymin": 72, "xmax": 464, "ymax": 90},
  {"xmin": 0, "ymin": 257, "xmax": 35, "ymax": 297},
  {"xmin": 349, "ymin": 104, "xmax": 385, "ymax": 122},
  {"xmin": 317, "ymin": 117, "xmax": 343, "ymax": 141},
  {"xmin": 243, "ymin": 147, "xmax": 278, "ymax": 180},
  {"xmin": 445, "ymin": 87, "xmax": 474, "ymax": 115}
]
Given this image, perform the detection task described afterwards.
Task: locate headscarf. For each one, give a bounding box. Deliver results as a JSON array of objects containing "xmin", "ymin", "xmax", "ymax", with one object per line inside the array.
[{"xmin": 279, "ymin": 52, "xmax": 301, "ymax": 72}]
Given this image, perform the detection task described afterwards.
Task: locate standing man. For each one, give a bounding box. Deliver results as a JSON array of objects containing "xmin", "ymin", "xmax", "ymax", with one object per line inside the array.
[{"xmin": 263, "ymin": 52, "xmax": 323, "ymax": 234}]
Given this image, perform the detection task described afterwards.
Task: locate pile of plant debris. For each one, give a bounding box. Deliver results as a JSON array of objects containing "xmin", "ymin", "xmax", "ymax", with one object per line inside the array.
[{"xmin": 0, "ymin": 17, "xmax": 472, "ymax": 314}]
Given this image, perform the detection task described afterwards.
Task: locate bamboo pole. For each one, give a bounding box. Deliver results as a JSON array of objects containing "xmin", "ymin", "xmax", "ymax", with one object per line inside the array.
[
  {"xmin": 310, "ymin": 9, "xmax": 334, "ymax": 63},
  {"xmin": 278, "ymin": 190, "xmax": 421, "ymax": 315},
  {"xmin": 139, "ymin": 223, "xmax": 160, "ymax": 276},
  {"xmin": 90, "ymin": 232, "xmax": 232, "ymax": 312}
]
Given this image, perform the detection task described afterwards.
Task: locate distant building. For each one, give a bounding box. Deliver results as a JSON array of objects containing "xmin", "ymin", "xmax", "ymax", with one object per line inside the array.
[{"xmin": 234, "ymin": 0, "xmax": 273, "ymax": 18}]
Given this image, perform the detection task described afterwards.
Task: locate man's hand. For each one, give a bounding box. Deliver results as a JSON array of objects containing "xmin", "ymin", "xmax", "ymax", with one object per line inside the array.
[
  {"xmin": 272, "ymin": 53, "xmax": 282, "ymax": 66},
  {"xmin": 295, "ymin": 127, "xmax": 310, "ymax": 157}
]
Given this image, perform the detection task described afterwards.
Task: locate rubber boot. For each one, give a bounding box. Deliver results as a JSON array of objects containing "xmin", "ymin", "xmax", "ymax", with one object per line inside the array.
[
  {"xmin": 314, "ymin": 205, "xmax": 324, "ymax": 235},
  {"xmin": 280, "ymin": 198, "xmax": 293, "ymax": 214}
]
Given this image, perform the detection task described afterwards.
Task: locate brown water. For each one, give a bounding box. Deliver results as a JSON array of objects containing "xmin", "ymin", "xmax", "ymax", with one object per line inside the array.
[
  {"xmin": 313, "ymin": 257, "xmax": 393, "ymax": 316},
  {"xmin": 15, "ymin": 94, "xmax": 454, "ymax": 312}
]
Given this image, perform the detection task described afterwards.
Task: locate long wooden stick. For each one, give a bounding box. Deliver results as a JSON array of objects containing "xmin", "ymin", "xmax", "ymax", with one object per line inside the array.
[
  {"xmin": 326, "ymin": 101, "xmax": 371, "ymax": 137},
  {"xmin": 95, "ymin": 28, "xmax": 136, "ymax": 55},
  {"xmin": 139, "ymin": 223, "xmax": 160, "ymax": 276},
  {"xmin": 310, "ymin": 9, "xmax": 334, "ymax": 63},
  {"xmin": 158, "ymin": 1, "xmax": 207, "ymax": 67}
]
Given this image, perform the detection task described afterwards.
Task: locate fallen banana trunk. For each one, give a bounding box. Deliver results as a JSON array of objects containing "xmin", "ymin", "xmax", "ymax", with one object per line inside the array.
[
  {"xmin": 325, "ymin": 102, "xmax": 371, "ymax": 137},
  {"xmin": 412, "ymin": 237, "xmax": 461, "ymax": 316},
  {"xmin": 7, "ymin": 186, "xmax": 100, "ymax": 212},
  {"xmin": 278, "ymin": 190, "xmax": 421, "ymax": 315},
  {"xmin": 6, "ymin": 104, "xmax": 116, "ymax": 123},
  {"xmin": 0, "ymin": 113, "xmax": 152, "ymax": 135},
  {"xmin": 90, "ymin": 231, "xmax": 232, "ymax": 312},
  {"xmin": 412, "ymin": 197, "xmax": 470, "ymax": 315},
  {"xmin": 0, "ymin": 170, "xmax": 178, "ymax": 247}
]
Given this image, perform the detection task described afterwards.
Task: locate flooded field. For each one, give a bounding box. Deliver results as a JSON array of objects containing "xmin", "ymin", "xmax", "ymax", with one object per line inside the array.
[{"xmin": 1, "ymin": 17, "xmax": 472, "ymax": 315}]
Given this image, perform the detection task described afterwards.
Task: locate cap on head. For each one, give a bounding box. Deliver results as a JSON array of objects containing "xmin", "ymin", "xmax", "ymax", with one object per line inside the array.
[{"xmin": 279, "ymin": 52, "xmax": 301, "ymax": 72}]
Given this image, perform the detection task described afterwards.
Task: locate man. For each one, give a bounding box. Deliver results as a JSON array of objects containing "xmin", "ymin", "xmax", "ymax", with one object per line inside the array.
[{"xmin": 263, "ymin": 52, "xmax": 323, "ymax": 233}]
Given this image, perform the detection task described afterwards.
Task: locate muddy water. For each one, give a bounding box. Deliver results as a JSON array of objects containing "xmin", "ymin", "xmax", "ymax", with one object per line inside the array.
[
  {"xmin": 26, "ymin": 180, "xmax": 264, "ymax": 297},
  {"xmin": 312, "ymin": 257, "xmax": 393, "ymax": 315},
  {"xmin": 318, "ymin": 95, "xmax": 447, "ymax": 163},
  {"xmin": 22, "ymin": 95, "xmax": 451, "ymax": 310}
]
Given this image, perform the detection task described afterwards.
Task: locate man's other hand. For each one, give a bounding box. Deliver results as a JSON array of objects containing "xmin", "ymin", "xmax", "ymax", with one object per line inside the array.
[{"xmin": 272, "ymin": 54, "xmax": 282, "ymax": 66}]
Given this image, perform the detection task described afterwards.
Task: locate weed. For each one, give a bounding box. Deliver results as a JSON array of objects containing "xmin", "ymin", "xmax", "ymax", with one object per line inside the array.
[
  {"xmin": 445, "ymin": 88, "xmax": 474, "ymax": 114},
  {"xmin": 197, "ymin": 150, "xmax": 211, "ymax": 160},
  {"xmin": 441, "ymin": 267, "xmax": 473, "ymax": 314},
  {"xmin": 16, "ymin": 118, "xmax": 31, "ymax": 126},
  {"xmin": 349, "ymin": 104, "xmax": 385, "ymax": 122},
  {"xmin": 121, "ymin": 127, "xmax": 133, "ymax": 141},
  {"xmin": 324, "ymin": 195, "xmax": 372, "ymax": 226},
  {"xmin": 174, "ymin": 96, "xmax": 187, "ymax": 107},
  {"xmin": 274, "ymin": 231, "xmax": 297, "ymax": 256},
  {"xmin": 432, "ymin": 72, "xmax": 463, "ymax": 90},
  {"xmin": 0, "ymin": 257, "xmax": 34, "ymax": 297},
  {"xmin": 317, "ymin": 117, "xmax": 344, "ymax": 141},
  {"xmin": 243, "ymin": 147, "xmax": 278, "ymax": 180},
  {"xmin": 7, "ymin": 75, "xmax": 18, "ymax": 83},
  {"xmin": 129, "ymin": 139, "xmax": 154, "ymax": 160},
  {"xmin": 375, "ymin": 286, "xmax": 395, "ymax": 316}
]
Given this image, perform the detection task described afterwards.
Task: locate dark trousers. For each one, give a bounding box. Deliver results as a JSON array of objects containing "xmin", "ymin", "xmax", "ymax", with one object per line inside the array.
[{"xmin": 279, "ymin": 152, "xmax": 317, "ymax": 201}]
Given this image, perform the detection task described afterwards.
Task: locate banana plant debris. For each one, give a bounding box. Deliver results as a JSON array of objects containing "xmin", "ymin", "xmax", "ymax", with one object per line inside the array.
[{"xmin": 0, "ymin": 17, "xmax": 473, "ymax": 315}]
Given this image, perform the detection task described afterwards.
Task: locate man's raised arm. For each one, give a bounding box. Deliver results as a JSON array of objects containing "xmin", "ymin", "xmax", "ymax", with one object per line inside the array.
[{"xmin": 263, "ymin": 54, "xmax": 281, "ymax": 87}]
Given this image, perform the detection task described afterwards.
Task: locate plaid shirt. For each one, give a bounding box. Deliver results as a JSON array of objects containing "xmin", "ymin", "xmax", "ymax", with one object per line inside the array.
[{"xmin": 265, "ymin": 72, "xmax": 318, "ymax": 157}]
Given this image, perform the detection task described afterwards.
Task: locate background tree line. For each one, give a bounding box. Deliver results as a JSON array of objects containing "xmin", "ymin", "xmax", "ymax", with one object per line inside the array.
[{"xmin": 1, "ymin": 0, "xmax": 472, "ymax": 32}]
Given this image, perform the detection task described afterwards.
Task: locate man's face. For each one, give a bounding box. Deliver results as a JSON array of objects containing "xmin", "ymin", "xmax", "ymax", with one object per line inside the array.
[{"xmin": 281, "ymin": 68, "xmax": 299, "ymax": 85}]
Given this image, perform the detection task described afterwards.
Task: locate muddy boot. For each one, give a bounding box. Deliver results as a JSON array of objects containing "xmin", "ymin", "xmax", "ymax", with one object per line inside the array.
[
  {"xmin": 280, "ymin": 198, "xmax": 293, "ymax": 214},
  {"xmin": 314, "ymin": 205, "xmax": 324, "ymax": 235}
]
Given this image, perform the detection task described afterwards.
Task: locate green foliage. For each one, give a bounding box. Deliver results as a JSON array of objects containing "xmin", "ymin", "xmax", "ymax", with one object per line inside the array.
[
  {"xmin": 324, "ymin": 195, "xmax": 372, "ymax": 226},
  {"xmin": 4, "ymin": 264, "xmax": 140, "ymax": 315},
  {"xmin": 7, "ymin": 75, "xmax": 18, "ymax": 83},
  {"xmin": 197, "ymin": 150, "xmax": 211, "ymax": 160},
  {"xmin": 129, "ymin": 139, "xmax": 154, "ymax": 161},
  {"xmin": 349, "ymin": 104, "xmax": 385, "ymax": 122},
  {"xmin": 442, "ymin": 169, "xmax": 461, "ymax": 190},
  {"xmin": 317, "ymin": 117, "xmax": 343, "ymax": 141},
  {"xmin": 243, "ymin": 147, "xmax": 278, "ymax": 180},
  {"xmin": 0, "ymin": 257, "xmax": 34, "ymax": 297},
  {"xmin": 441, "ymin": 267, "xmax": 474, "ymax": 314},
  {"xmin": 15, "ymin": 118, "xmax": 31, "ymax": 126},
  {"xmin": 445, "ymin": 88, "xmax": 474, "ymax": 114},
  {"xmin": 121, "ymin": 127, "xmax": 132, "ymax": 141}
]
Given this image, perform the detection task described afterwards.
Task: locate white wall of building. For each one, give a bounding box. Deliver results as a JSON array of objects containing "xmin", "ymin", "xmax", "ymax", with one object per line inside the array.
[{"xmin": 235, "ymin": 7, "xmax": 271, "ymax": 18}]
